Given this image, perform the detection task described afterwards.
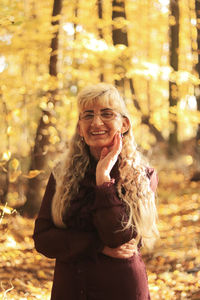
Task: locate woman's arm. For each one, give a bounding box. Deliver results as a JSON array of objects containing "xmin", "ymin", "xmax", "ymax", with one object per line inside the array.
[
  {"xmin": 92, "ymin": 182, "xmax": 137, "ymax": 249},
  {"xmin": 93, "ymin": 132, "xmax": 158, "ymax": 250},
  {"xmin": 93, "ymin": 170, "xmax": 158, "ymax": 250},
  {"xmin": 33, "ymin": 174, "xmax": 103, "ymax": 262},
  {"xmin": 95, "ymin": 169, "xmax": 158, "ymax": 255},
  {"xmin": 92, "ymin": 133, "xmax": 135, "ymax": 248}
]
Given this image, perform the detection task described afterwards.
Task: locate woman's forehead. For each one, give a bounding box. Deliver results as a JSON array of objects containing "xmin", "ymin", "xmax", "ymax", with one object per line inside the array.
[
  {"xmin": 80, "ymin": 104, "xmax": 114, "ymax": 113},
  {"xmin": 79, "ymin": 97, "xmax": 118, "ymax": 111}
]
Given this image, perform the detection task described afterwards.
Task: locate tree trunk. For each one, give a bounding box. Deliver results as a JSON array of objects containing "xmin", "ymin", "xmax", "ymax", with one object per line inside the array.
[
  {"xmin": 168, "ymin": 0, "xmax": 179, "ymax": 156},
  {"xmin": 21, "ymin": 0, "xmax": 63, "ymax": 217},
  {"xmin": 98, "ymin": 0, "xmax": 104, "ymax": 82},
  {"xmin": 112, "ymin": 0, "xmax": 164, "ymax": 142},
  {"xmin": 112, "ymin": 0, "xmax": 128, "ymax": 90},
  {"xmin": 1, "ymin": 101, "xmax": 10, "ymax": 204},
  {"xmin": 195, "ymin": 0, "xmax": 200, "ymax": 165},
  {"xmin": 191, "ymin": 0, "xmax": 200, "ymax": 180}
]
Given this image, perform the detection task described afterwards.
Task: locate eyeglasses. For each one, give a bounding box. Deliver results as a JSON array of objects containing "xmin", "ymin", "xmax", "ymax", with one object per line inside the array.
[{"xmin": 79, "ymin": 110, "xmax": 121, "ymax": 123}]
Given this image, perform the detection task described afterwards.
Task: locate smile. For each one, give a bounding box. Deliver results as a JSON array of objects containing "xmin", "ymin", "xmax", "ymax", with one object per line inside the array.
[{"xmin": 91, "ymin": 131, "xmax": 107, "ymax": 135}]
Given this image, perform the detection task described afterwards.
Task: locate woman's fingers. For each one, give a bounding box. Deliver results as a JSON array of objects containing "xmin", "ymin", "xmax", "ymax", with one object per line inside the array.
[
  {"xmin": 120, "ymin": 243, "xmax": 135, "ymax": 250},
  {"xmin": 96, "ymin": 132, "xmax": 123, "ymax": 185},
  {"xmin": 118, "ymin": 243, "xmax": 136, "ymax": 252},
  {"xmin": 109, "ymin": 131, "xmax": 122, "ymax": 155},
  {"xmin": 100, "ymin": 147, "xmax": 109, "ymax": 160},
  {"xmin": 101, "ymin": 132, "xmax": 122, "ymax": 165},
  {"xmin": 102, "ymin": 247, "xmax": 134, "ymax": 259},
  {"xmin": 116, "ymin": 247, "xmax": 135, "ymax": 256},
  {"xmin": 102, "ymin": 239, "xmax": 137, "ymax": 259},
  {"xmin": 115, "ymin": 239, "xmax": 137, "ymax": 257}
]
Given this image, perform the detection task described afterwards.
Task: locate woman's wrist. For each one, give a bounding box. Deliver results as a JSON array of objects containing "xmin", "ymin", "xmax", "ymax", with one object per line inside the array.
[{"xmin": 96, "ymin": 174, "xmax": 111, "ymax": 186}]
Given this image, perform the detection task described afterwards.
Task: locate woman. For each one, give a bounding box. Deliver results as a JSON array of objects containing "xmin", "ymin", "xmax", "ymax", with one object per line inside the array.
[{"xmin": 33, "ymin": 83, "xmax": 159, "ymax": 300}]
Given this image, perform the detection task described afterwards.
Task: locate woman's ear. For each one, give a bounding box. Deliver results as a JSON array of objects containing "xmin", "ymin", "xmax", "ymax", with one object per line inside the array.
[{"xmin": 121, "ymin": 117, "xmax": 130, "ymax": 134}]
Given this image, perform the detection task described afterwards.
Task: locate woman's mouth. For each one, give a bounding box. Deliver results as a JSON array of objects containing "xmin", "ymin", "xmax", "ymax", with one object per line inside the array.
[{"xmin": 91, "ymin": 131, "xmax": 107, "ymax": 136}]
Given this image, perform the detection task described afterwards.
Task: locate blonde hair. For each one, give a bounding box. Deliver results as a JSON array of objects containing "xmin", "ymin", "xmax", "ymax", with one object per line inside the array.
[{"xmin": 52, "ymin": 83, "xmax": 159, "ymax": 250}]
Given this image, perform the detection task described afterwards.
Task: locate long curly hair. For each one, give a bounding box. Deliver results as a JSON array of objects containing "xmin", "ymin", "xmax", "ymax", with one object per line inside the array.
[{"xmin": 52, "ymin": 83, "xmax": 159, "ymax": 249}]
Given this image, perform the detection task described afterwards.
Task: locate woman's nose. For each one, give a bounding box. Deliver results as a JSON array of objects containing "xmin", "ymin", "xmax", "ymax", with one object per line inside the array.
[{"xmin": 91, "ymin": 115, "xmax": 104, "ymax": 126}]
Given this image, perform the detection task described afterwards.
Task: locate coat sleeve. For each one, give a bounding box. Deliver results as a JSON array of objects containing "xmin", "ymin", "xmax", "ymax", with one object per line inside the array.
[
  {"xmin": 92, "ymin": 182, "xmax": 137, "ymax": 249},
  {"xmin": 33, "ymin": 173, "xmax": 103, "ymax": 262},
  {"xmin": 92, "ymin": 170, "xmax": 158, "ymax": 249}
]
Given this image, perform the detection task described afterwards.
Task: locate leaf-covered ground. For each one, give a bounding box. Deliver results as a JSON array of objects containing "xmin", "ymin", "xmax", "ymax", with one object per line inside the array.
[{"xmin": 0, "ymin": 164, "xmax": 200, "ymax": 299}]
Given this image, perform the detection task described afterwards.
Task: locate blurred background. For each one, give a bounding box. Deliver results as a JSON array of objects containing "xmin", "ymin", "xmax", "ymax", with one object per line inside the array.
[{"xmin": 0, "ymin": 0, "xmax": 200, "ymax": 299}]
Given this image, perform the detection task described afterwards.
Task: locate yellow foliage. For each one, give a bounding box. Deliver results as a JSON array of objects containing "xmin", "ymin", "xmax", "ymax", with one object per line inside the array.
[
  {"xmin": 0, "ymin": 204, "xmax": 13, "ymax": 215},
  {"xmin": 37, "ymin": 270, "xmax": 47, "ymax": 279},
  {"xmin": 2, "ymin": 150, "xmax": 11, "ymax": 161},
  {"xmin": 23, "ymin": 170, "xmax": 44, "ymax": 179},
  {"xmin": 10, "ymin": 158, "xmax": 20, "ymax": 170},
  {"xmin": 9, "ymin": 170, "xmax": 22, "ymax": 182}
]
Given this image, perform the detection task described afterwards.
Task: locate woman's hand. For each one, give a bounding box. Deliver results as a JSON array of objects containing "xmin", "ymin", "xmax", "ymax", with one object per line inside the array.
[
  {"xmin": 102, "ymin": 239, "xmax": 137, "ymax": 259},
  {"xmin": 96, "ymin": 132, "xmax": 122, "ymax": 186}
]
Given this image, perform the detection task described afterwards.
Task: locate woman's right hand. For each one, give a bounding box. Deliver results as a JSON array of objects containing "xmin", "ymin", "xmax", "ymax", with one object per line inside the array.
[
  {"xmin": 102, "ymin": 239, "xmax": 137, "ymax": 259},
  {"xmin": 96, "ymin": 132, "xmax": 122, "ymax": 186}
]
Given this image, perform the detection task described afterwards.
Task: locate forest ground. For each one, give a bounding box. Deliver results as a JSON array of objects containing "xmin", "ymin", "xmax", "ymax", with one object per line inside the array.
[{"xmin": 0, "ymin": 152, "xmax": 200, "ymax": 300}]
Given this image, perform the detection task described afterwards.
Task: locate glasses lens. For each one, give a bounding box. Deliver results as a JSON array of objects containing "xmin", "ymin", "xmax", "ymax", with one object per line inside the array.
[
  {"xmin": 80, "ymin": 111, "xmax": 118, "ymax": 122},
  {"xmin": 81, "ymin": 113, "xmax": 94, "ymax": 120},
  {"xmin": 100, "ymin": 111, "xmax": 115, "ymax": 121}
]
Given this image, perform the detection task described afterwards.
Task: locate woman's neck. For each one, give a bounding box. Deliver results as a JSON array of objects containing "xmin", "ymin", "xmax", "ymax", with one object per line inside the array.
[{"xmin": 89, "ymin": 147, "xmax": 102, "ymax": 161}]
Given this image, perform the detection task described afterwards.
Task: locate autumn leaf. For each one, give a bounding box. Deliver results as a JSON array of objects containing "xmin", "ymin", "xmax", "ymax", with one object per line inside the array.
[
  {"xmin": 9, "ymin": 170, "xmax": 22, "ymax": 182},
  {"xmin": 23, "ymin": 170, "xmax": 44, "ymax": 179},
  {"xmin": 2, "ymin": 150, "xmax": 11, "ymax": 161},
  {"xmin": 10, "ymin": 158, "xmax": 20, "ymax": 170}
]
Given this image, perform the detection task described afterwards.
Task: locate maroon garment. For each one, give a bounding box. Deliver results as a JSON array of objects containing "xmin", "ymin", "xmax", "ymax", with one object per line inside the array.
[{"xmin": 33, "ymin": 161, "xmax": 157, "ymax": 300}]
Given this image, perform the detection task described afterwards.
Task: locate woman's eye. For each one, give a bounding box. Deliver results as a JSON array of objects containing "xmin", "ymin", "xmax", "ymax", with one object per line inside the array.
[
  {"xmin": 101, "ymin": 112, "xmax": 113, "ymax": 118},
  {"xmin": 83, "ymin": 114, "xmax": 94, "ymax": 120}
]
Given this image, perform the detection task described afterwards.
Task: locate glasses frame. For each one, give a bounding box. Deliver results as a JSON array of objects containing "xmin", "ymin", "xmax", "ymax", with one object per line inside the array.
[{"xmin": 79, "ymin": 110, "xmax": 123, "ymax": 123}]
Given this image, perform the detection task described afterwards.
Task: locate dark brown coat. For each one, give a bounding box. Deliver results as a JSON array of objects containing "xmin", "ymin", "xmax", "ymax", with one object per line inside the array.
[{"xmin": 33, "ymin": 161, "xmax": 156, "ymax": 300}]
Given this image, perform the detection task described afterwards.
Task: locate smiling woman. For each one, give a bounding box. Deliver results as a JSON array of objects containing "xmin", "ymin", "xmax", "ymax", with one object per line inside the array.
[
  {"xmin": 33, "ymin": 83, "xmax": 159, "ymax": 300},
  {"xmin": 78, "ymin": 104, "xmax": 129, "ymax": 160}
]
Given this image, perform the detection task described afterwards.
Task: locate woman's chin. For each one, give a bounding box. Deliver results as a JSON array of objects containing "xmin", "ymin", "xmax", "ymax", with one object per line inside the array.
[{"xmin": 90, "ymin": 140, "xmax": 112, "ymax": 149}]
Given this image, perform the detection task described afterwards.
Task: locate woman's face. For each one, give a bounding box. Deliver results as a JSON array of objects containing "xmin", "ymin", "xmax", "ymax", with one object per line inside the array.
[{"xmin": 78, "ymin": 103, "xmax": 129, "ymax": 159}]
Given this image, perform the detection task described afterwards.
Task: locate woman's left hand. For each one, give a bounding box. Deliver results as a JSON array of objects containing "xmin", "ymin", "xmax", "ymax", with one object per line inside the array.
[
  {"xmin": 102, "ymin": 239, "xmax": 137, "ymax": 259},
  {"xmin": 96, "ymin": 132, "xmax": 122, "ymax": 186}
]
